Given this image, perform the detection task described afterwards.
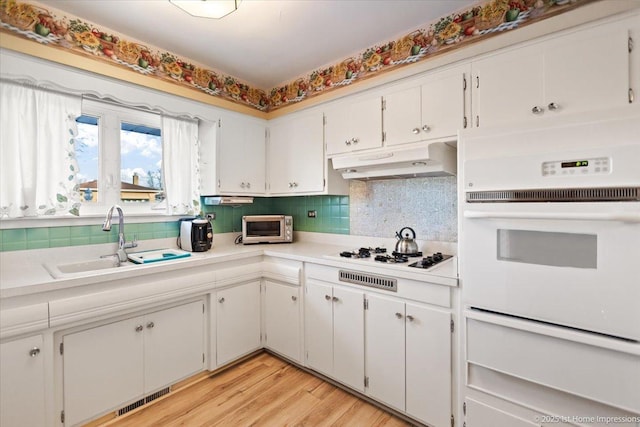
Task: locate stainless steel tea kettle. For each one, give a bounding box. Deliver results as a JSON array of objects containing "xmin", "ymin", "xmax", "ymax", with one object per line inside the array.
[{"xmin": 395, "ymin": 227, "xmax": 419, "ymax": 255}]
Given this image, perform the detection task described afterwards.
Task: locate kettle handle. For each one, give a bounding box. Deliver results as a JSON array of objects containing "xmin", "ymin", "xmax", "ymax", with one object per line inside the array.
[{"xmin": 398, "ymin": 227, "xmax": 416, "ymax": 239}]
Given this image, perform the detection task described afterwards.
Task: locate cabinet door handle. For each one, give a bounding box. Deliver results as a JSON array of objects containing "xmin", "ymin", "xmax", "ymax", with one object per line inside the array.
[
  {"xmin": 218, "ymin": 297, "xmax": 225, "ymax": 303},
  {"xmin": 406, "ymin": 315, "xmax": 415, "ymax": 322},
  {"xmin": 135, "ymin": 325, "xmax": 144, "ymax": 332},
  {"xmin": 291, "ymin": 295, "xmax": 298, "ymax": 301},
  {"xmin": 29, "ymin": 347, "xmax": 41, "ymax": 357},
  {"xmin": 332, "ymin": 296, "xmax": 339, "ymax": 302},
  {"xmin": 412, "ymin": 128, "xmax": 420, "ymax": 134},
  {"xmin": 547, "ymin": 102, "xmax": 560, "ymax": 111},
  {"xmin": 325, "ymin": 294, "xmax": 331, "ymax": 300},
  {"xmin": 531, "ymin": 106, "xmax": 545, "ymax": 114},
  {"xmin": 395, "ymin": 312, "xmax": 403, "ymax": 319},
  {"xmin": 146, "ymin": 322, "xmax": 155, "ymax": 329},
  {"xmin": 422, "ymin": 125, "xmax": 431, "ymax": 132}
]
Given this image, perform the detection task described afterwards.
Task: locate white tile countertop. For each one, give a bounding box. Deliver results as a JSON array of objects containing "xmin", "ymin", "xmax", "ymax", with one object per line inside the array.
[{"xmin": 0, "ymin": 231, "xmax": 458, "ymax": 299}]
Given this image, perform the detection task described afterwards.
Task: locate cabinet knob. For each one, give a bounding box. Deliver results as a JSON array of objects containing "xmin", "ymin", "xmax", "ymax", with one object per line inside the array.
[
  {"xmin": 395, "ymin": 312, "xmax": 403, "ymax": 319},
  {"xmin": 345, "ymin": 139, "xmax": 351, "ymax": 146},
  {"xmin": 422, "ymin": 125, "xmax": 431, "ymax": 132},
  {"xmin": 291, "ymin": 295, "xmax": 297, "ymax": 301},
  {"xmin": 288, "ymin": 182, "xmax": 293, "ymax": 188},
  {"xmin": 531, "ymin": 106, "xmax": 545, "ymax": 114},
  {"xmin": 406, "ymin": 315, "xmax": 415, "ymax": 322},
  {"xmin": 146, "ymin": 322, "xmax": 155, "ymax": 329},
  {"xmin": 351, "ymin": 138, "xmax": 359, "ymax": 144},
  {"xmin": 240, "ymin": 182, "xmax": 245, "ymax": 188},
  {"xmin": 547, "ymin": 102, "xmax": 560, "ymax": 111},
  {"xmin": 325, "ymin": 294, "xmax": 332, "ymax": 300},
  {"xmin": 218, "ymin": 297, "xmax": 225, "ymax": 303},
  {"xmin": 332, "ymin": 296, "xmax": 339, "ymax": 302},
  {"xmin": 412, "ymin": 128, "xmax": 420, "ymax": 134},
  {"xmin": 29, "ymin": 347, "xmax": 41, "ymax": 357},
  {"xmin": 292, "ymin": 182, "xmax": 298, "ymax": 188},
  {"xmin": 135, "ymin": 325, "xmax": 144, "ymax": 332},
  {"xmin": 246, "ymin": 182, "xmax": 251, "ymax": 189}
]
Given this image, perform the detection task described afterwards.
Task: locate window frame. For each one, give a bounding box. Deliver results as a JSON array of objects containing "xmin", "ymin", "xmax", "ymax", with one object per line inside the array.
[{"xmin": 78, "ymin": 99, "xmax": 166, "ymax": 216}]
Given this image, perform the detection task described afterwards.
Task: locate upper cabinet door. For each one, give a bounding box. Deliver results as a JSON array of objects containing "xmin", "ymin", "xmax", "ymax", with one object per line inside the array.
[
  {"xmin": 218, "ymin": 115, "xmax": 266, "ymax": 194},
  {"xmin": 325, "ymin": 95, "xmax": 383, "ymax": 155},
  {"xmin": 543, "ymin": 23, "xmax": 630, "ymax": 117},
  {"xmin": 382, "ymin": 85, "xmax": 423, "ymax": 146},
  {"xmin": 421, "ymin": 64, "xmax": 469, "ymax": 141},
  {"xmin": 471, "ymin": 43, "xmax": 544, "ymax": 128},
  {"xmin": 268, "ymin": 111, "xmax": 325, "ymax": 194},
  {"xmin": 384, "ymin": 65, "xmax": 469, "ymax": 146}
]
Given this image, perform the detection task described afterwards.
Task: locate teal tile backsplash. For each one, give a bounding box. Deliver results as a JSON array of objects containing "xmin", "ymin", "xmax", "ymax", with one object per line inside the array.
[{"xmin": 0, "ymin": 195, "xmax": 348, "ymax": 251}]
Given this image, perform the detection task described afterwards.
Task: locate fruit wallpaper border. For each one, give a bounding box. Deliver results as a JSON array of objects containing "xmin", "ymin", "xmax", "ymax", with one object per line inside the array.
[{"xmin": 1, "ymin": 0, "xmax": 593, "ymax": 112}]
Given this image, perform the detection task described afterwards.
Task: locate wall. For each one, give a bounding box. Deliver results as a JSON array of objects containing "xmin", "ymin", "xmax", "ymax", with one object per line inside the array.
[
  {"xmin": 0, "ymin": 177, "xmax": 459, "ymax": 251},
  {"xmin": 349, "ymin": 176, "xmax": 457, "ymax": 242}
]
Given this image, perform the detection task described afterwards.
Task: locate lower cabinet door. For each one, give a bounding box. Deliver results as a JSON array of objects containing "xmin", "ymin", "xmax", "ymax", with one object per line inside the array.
[
  {"xmin": 63, "ymin": 317, "xmax": 145, "ymax": 426},
  {"xmin": 304, "ymin": 280, "xmax": 334, "ymax": 376},
  {"xmin": 144, "ymin": 300, "xmax": 205, "ymax": 393},
  {"xmin": 365, "ymin": 294, "xmax": 406, "ymax": 411},
  {"xmin": 216, "ymin": 281, "xmax": 262, "ymax": 366},
  {"xmin": 1, "ymin": 335, "xmax": 46, "ymax": 427},
  {"xmin": 332, "ymin": 286, "xmax": 365, "ymax": 393},
  {"xmin": 405, "ymin": 303, "xmax": 451, "ymax": 427},
  {"xmin": 264, "ymin": 281, "xmax": 301, "ymax": 362}
]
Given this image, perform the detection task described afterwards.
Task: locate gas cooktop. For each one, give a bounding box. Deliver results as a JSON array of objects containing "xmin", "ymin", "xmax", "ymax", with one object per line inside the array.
[{"xmin": 335, "ymin": 247, "xmax": 452, "ymax": 271}]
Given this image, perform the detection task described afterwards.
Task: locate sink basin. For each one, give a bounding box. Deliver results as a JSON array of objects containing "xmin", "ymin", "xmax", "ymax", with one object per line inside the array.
[
  {"xmin": 44, "ymin": 257, "xmax": 131, "ymax": 279},
  {"xmin": 44, "ymin": 249, "xmax": 190, "ymax": 278}
]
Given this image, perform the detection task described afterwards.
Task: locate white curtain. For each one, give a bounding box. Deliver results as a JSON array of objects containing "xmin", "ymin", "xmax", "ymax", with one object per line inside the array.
[
  {"xmin": 162, "ymin": 116, "xmax": 200, "ymax": 215},
  {"xmin": 0, "ymin": 82, "xmax": 82, "ymax": 218}
]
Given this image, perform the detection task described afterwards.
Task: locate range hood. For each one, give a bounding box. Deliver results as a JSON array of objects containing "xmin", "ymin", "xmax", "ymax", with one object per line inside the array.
[
  {"xmin": 203, "ymin": 196, "xmax": 254, "ymax": 205},
  {"xmin": 331, "ymin": 141, "xmax": 456, "ymax": 180}
]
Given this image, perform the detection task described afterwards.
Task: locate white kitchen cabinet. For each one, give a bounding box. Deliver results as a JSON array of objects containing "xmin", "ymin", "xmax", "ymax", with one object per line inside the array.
[
  {"xmin": 305, "ymin": 280, "xmax": 365, "ymax": 392},
  {"xmin": 268, "ymin": 110, "xmax": 325, "ymax": 194},
  {"xmin": 263, "ymin": 280, "xmax": 301, "ymax": 362},
  {"xmin": 200, "ymin": 113, "xmax": 266, "ymax": 195},
  {"xmin": 216, "ymin": 281, "xmax": 261, "ymax": 366},
  {"xmin": 62, "ymin": 300, "xmax": 204, "ymax": 426},
  {"xmin": 324, "ymin": 94, "xmax": 383, "ymax": 155},
  {"xmin": 0, "ymin": 334, "xmax": 46, "ymax": 427},
  {"xmin": 383, "ymin": 64, "xmax": 469, "ymax": 146},
  {"xmin": 365, "ymin": 294, "xmax": 451, "ymax": 427},
  {"xmin": 472, "ymin": 20, "xmax": 631, "ymax": 128}
]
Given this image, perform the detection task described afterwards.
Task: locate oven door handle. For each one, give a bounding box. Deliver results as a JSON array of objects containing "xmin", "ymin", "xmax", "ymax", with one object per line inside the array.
[{"xmin": 463, "ymin": 210, "xmax": 640, "ymax": 223}]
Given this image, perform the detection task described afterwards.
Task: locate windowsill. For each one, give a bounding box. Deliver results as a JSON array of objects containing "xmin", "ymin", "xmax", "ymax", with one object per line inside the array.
[{"xmin": 0, "ymin": 214, "xmax": 189, "ymax": 229}]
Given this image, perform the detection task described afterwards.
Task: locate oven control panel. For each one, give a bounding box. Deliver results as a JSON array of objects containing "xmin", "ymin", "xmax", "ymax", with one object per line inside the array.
[{"xmin": 542, "ymin": 157, "xmax": 610, "ymax": 177}]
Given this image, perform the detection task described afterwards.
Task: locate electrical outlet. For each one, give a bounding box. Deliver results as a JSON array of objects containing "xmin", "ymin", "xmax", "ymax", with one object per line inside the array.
[
  {"xmin": 308, "ymin": 210, "xmax": 317, "ymax": 218},
  {"xmin": 206, "ymin": 213, "xmax": 215, "ymax": 220}
]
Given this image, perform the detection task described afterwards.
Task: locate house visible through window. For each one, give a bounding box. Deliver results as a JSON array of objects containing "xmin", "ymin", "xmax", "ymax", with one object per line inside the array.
[{"xmin": 75, "ymin": 99, "xmax": 164, "ymax": 213}]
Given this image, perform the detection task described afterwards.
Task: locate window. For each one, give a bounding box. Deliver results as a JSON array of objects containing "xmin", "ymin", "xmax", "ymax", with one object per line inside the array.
[{"xmin": 76, "ymin": 99, "xmax": 165, "ymax": 214}]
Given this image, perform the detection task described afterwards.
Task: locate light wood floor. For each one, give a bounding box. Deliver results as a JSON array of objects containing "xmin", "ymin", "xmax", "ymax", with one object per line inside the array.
[{"xmin": 101, "ymin": 352, "xmax": 413, "ymax": 427}]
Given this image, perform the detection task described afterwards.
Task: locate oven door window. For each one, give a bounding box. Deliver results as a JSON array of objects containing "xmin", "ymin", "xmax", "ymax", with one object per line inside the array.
[
  {"xmin": 246, "ymin": 221, "xmax": 281, "ymax": 237},
  {"xmin": 497, "ymin": 229, "xmax": 597, "ymax": 269}
]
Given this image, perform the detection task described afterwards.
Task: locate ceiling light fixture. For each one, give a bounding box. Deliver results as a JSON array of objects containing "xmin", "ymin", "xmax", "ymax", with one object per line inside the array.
[{"xmin": 170, "ymin": 0, "xmax": 241, "ymax": 19}]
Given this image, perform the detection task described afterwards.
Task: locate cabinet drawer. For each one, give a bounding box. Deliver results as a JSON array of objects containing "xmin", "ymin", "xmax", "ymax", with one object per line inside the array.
[
  {"xmin": 466, "ymin": 315, "xmax": 640, "ymax": 413},
  {"xmin": 465, "ymin": 398, "xmax": 538, "ymax": 427}
]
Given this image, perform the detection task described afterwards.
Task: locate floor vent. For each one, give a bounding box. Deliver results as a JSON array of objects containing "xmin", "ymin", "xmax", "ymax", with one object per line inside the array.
[
  {"xmin": 339, "ymin": 270, "xmax": 397, "ymax": 292},
  {"xmin": 116, "ymin": 387, "xmax": 171, "ymax": 417}
]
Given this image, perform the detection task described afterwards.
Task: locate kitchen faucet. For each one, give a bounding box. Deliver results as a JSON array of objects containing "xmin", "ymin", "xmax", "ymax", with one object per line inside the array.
[{"xmin": 102, "ymin": 205, "xmax": 137, "ymax": 263}]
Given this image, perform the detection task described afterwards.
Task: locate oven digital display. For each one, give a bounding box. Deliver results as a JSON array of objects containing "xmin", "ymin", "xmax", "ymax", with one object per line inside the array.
[{"xmin": 561, "ymin": 160, "xmax": 589, "ymax": 168}]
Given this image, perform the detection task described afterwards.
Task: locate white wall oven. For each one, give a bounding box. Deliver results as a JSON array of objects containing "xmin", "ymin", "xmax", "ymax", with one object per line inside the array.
[{"xmin": 460, "ymin": 109, "xmax": 640, "ymax": 423}]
